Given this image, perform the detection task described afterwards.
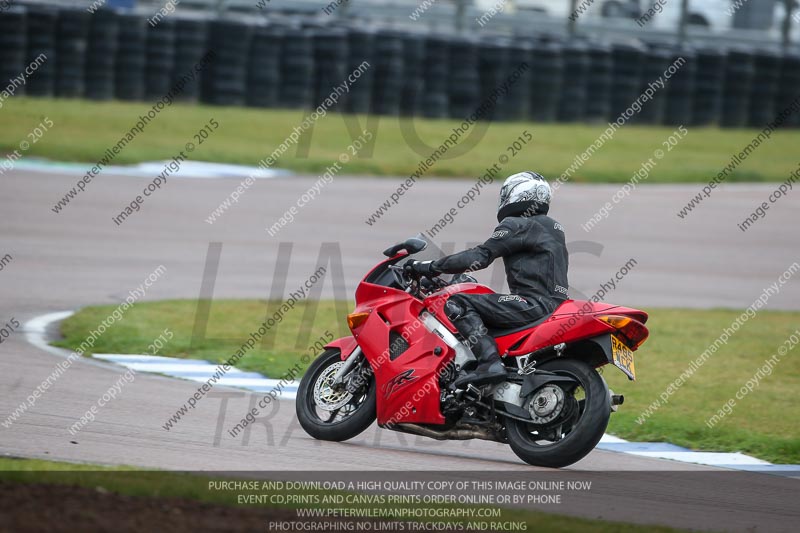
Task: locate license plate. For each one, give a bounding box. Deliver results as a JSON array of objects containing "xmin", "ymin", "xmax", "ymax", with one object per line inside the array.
[{"xmin": 611, "ymin": 335, "xmax": 636, "ymax": 381}]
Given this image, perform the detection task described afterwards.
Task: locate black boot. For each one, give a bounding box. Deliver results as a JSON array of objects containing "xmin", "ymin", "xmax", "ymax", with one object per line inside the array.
[{"xmin": 453, "ymin": 327, "xmax": 507, "ymax": 389}]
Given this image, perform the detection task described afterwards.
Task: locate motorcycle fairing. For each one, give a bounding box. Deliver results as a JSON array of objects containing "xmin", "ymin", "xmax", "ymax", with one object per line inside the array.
[{"xmin": 350, "ymin": 282, "xmax": 451, "ymax": 426}]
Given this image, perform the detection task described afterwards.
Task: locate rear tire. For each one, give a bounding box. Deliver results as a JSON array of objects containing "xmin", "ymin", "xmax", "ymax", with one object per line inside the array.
[
  {"xmin": 505, "ymin": 358, "xmax": 610, "ymax": 468},
  {"xmin": 296, "ymin": 349, "xmax": 376, "ymax": 441}
]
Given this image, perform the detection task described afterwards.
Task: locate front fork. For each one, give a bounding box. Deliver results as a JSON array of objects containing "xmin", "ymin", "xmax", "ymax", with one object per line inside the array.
[{"xmin": 331, "ymin": 346, "xmax": 363, "ymax": 386}]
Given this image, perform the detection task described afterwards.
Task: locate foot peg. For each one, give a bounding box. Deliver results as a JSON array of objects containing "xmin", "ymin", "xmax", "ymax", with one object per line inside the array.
[
  {"xmin": 454, "ymin": 361, "xmax": 507, "ymax": 389},
  {"xmin": 466, "ymin": 384, "xmax": 482, "ymax": 398}
]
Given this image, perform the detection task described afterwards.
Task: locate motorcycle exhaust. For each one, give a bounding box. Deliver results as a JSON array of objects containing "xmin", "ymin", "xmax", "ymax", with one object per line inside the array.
[
  {"xmin": 609, "ymin": 389, "xmax": 625, "ymax": 412},
  {"xmin": 393, "ymin": 423, "xmax": 499, "ymax": 442}
]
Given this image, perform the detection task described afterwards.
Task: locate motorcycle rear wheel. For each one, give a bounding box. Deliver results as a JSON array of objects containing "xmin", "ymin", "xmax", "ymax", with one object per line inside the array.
[
  {"xmin": 296, "ymin": 348, "xmax": 376, "ymax": 441},
  {"xmin": 505, "ymin": 358, "xmax": 610, "ymax": 468}
]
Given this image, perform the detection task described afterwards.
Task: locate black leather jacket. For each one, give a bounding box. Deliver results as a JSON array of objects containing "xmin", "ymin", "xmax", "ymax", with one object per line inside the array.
[{"xmin": 432, "ymin": 214, "xmax": 569, "ymax": 310}]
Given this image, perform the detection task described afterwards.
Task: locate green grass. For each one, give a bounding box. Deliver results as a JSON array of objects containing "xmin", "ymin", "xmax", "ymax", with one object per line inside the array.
[
  {"xmin": 0, "ymin": 457, "xmax": 138, "ymax": 472},
  {"xmin": 602, "ymin": 309, "xmax": 800, "ymax": 464},
  {"xmin": 56, "ymin": 301, "xmax": 800, "ymax": 464},
  {"xmin": 2, "ymin": 97, "xmax": 799, "ymax": 182},
  {"xmin": 0, "ymin": 458, "xmax": 682, "ymax": 532},
  {"xmin": 53, "ymin": 299, "xmax": 350, "ymax": 377}
]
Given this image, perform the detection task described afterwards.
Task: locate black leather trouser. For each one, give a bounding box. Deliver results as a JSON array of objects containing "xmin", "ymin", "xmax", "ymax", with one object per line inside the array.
[{"xmin": 445, "ymin": 293, "xmax": 552, "ymax": 365}]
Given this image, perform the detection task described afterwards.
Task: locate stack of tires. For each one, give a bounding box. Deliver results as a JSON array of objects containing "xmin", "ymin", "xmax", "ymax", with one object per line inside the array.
[
  {"xmin": 312, "ymin": 27, "xmax": 348, "ymax": 110},
  {"xmin": 203, "ymin": 19, "xmax": 252, "ymax": 106},
  {"xmin": 585, "ymin": 41, "xmax": 613, "ymax": 122},
  {"xmin": 557, "ymin": 41, "xmax": 589, "ymax": 122},
  {"xmin": 691, "ymin": 48, "xmax": 725, "ymax": 126},
  {"xmin": 636, "ymin": 47, "xmax": 671, "ymax": 125},
  {"xmin": 10, "ymin": 6, "xmax": 800, "ymax": 131},
  {"xmin": 420, "ymin": 34, "xmax": 449, "ymax": 118},
  {"xmin": 609, "ymin": 41, "xmax": 645, "ymax": 121},
  {"xmin": 720, "ymin": 48, "xmax": 755, "ymax": 127},
  {"xmin": 85, "ymin": 9, "xmax": 119, "ymax": 100},
  {"xmin": 748, "ymin": 49, "xmax": 781, "ymax": 127},
  {"xmin": 55, "ymin": 8, "xmax": 90, "ymax": 98},
  {"xmin": 173, "ymin": 17, "xmax": 209, "ymax": 102},
  {"xmin": 529, "ymin": 40, "xmax": 563, "ymax": 123},
  {"xmin": 663, "ymin": 47, "xmax": 696, "ymax": 126},
  {"xmin": 776, "ymin": 52, "xmax": 800, "ymax": 127},
  {"xmin": 400, "ymin": 32, "xmax": 426, "ymax": 117},
  {"xmin": 478, "ymin": 38, "xmax": 510, "ymax": 121},
  {"xmin": 343, "ymin": 27, "xmax": 375, "ymax": 114},
  {"xmin": 371, "ymin": 30, "xmax": 406, "ymax": 116},
  {"xmin": 248, "ymin": 24, "xmax": 283, "ymax": 108},
  {"xmin": 448, "ymin": 36, "xmax": 480, "ymax": 119},
  {"xmin": 145, "ymin": 18, "xmax": 176, "ymax": 100},
  {"xmin": 115, "ymin": 13, "xmax": 147, "ymax": 101},
  {"xmin": 502, "ymin": 41, "xmax": 533, "ymax": 122},
  {"xmin": 0, "ymin": 7, "xmax": 27, "ymax": 97},
  {"xmin": 25, "ymin": 5, "xmax": 58, "ymax": 97},
  {"xmin": 279, "ymin": 26, "xmax": 315, "ymax": 109}
]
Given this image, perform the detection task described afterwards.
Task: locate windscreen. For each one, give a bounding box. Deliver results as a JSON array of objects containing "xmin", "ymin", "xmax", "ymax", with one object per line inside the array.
[{"xmin": 406, "ymin": 233, "xmax": 446, "ymax": 263}]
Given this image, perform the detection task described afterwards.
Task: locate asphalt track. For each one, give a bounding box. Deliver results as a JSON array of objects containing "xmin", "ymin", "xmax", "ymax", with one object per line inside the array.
[{"xmin": 1, "ymin": 169, "xmax": 799, "ymax": 531}]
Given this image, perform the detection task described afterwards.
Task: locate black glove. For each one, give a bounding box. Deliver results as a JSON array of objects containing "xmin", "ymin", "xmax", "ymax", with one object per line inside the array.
[{"xmin": 404, "ymin": 259, "xmax": 438, "ymax": 276}]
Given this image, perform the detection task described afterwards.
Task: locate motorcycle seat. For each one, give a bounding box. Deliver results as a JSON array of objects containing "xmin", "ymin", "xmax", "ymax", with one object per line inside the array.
[{"xmin": 487, "ymin": 312, "xmax": 553, "ymax": 338}]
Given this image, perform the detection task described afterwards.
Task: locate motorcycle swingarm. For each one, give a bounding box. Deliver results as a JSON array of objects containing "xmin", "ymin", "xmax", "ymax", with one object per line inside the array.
[
  {"xmin": 493, "ymin": 372, "xmax": 579, "ymax": 421},
  {"xmin": 519, "ymin": 371, "xmax": 580, "ymax": 397}
]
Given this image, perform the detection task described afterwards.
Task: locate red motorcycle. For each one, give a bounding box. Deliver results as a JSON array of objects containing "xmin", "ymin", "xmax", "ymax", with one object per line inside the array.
[{"xmin": 296, "ymin": 237, "xmax": 649, "ymax": 468}]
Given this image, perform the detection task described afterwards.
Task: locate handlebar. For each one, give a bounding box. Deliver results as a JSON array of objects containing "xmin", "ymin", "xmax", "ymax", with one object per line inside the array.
[{"xmin": 387, "ymin": 263, "xmax": 445, "ymax": 297}]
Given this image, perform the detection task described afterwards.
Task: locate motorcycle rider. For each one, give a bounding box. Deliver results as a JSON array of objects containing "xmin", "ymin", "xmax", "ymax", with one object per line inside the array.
[{"xmin": 407, "ymin": 171, "xmax": 569, "ymax": 388}]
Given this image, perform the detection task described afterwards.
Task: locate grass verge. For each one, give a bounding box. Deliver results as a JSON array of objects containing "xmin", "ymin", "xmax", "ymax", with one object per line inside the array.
[
  {"xmin": 56, "ymin": 301, "xmax": 800, "ymax": 464},
  {"xmin": 3, "ymin": 97, "xmax": 799, "ymax": 182}
]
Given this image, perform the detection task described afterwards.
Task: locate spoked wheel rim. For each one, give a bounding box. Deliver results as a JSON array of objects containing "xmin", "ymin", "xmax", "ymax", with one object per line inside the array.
[{"xmin": 306, "ymin": 359, "xmax": 372, "ymax": 425}]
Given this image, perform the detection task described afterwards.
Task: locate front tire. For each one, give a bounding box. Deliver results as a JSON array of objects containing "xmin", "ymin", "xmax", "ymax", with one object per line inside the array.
[
  {"xmin": 296, "ymin": 349, "xmax": 376, "ymax": 441},
  {"xmin": 505, "ymin": 358, "xmax": 610, "ymax": 468}
]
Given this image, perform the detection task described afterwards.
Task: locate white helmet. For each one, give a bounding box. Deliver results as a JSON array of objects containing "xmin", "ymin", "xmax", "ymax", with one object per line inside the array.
[{"xmin": 497, "ymin": 171, "xmax": 551, "ymax": 222}]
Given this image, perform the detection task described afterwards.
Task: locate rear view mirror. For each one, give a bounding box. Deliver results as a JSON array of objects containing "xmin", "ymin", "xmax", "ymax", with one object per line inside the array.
[{"xmin": 382, "ymin": 237, "xmax": 428, "ymax": 257}]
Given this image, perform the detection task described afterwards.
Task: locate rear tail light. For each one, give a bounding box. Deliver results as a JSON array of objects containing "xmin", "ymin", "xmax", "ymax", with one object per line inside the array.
[{"xmin": 596, "ymin": 315, "xmax": 649, "ymax": 349}]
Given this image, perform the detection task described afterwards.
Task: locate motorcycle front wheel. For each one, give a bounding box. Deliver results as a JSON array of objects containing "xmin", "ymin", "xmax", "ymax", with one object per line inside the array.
[
  {"xmin": 296, "ymin": 348, "xmax": 376, "ymax": 441},
  {"xmin": 505, "ymin": 358, "xmax": 611, "ymax": 468}
]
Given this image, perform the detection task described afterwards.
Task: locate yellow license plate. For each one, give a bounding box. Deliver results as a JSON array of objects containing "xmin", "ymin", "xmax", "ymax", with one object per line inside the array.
[{"xmin": 611, "ymin": 335, "xmax": 636, "ymax": 381}]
